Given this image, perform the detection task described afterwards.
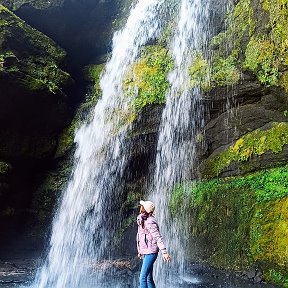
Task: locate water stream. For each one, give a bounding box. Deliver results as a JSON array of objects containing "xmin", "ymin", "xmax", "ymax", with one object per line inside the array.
[
  {"xmin": 31, "ymin": 0, "xmax": 165, "ymax": 287},
  {"xmin": 150, "ymin": 0, "xmax": 210, "ymax": 286}
]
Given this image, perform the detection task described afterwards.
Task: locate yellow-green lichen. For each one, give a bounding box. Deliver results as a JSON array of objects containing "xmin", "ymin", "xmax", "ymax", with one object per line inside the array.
[
  {"xmin": 251, "ymin": 198, "xmax": 288, "ymax": 269},
  {"xmin": 170, "ymin": 164, "xmax": 288, "ymax": 283},
  {"xmin": 203, "ymin": 122, "xmax": 288, "ymax": 178},
  {"xmin": 0, "ymin": 161, "xmax": 11, "ymax": 174},
  {"xmin": 124, "ymin": 45, "xmax": 174, "ymax": 112},
  {"xmin": 0, "ymin": 5, "xmax": 70, "ymax": 94},
  {"xmin": 189, "ymin": 53, "xmax": 210, "ymax": 90},
  {"xmin": 211, "ymin": 0, "xmax": 288, "ymax": 91}
]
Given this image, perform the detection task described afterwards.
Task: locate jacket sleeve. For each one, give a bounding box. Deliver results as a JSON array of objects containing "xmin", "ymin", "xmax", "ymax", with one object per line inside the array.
[
  {"xmin": 136, "ymin": 215, "xmax": 141, "ymax": 254},
  {"xmin": 146, "ymin": 218, "xmax": 167, "ymax": 254}
]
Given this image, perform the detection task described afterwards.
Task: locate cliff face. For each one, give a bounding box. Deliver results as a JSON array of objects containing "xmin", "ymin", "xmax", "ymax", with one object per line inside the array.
[
  {"xmin": 0, "ymin": 0, "xmax": 287, "ymax": 285},
  {"xmin": 96, "ymin": 0, "xmax": 288, "ymax": 285},
  {"xmin": 0, "ymin": 4, "xmax": 74, "ymax": 245},
  {"xmin": 169, "ymin": 0, "xmax": 288, "ymax": 286},
  {"xmin": 0, "ymin": 0, "xmax": 128, "ymax": 248}
]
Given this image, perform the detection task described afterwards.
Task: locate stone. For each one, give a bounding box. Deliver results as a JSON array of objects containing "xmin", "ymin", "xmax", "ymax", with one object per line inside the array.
[
  {"xmin": 246, "ymin": 267, "xmax": 256, "ymax": 279},
  {"xmin": 0, "ymin": 0, "xmax": 64, "ymax": 10},
  {"xmin": 0, "ymin": 5, "xmax": 73, "ymax": 159}
]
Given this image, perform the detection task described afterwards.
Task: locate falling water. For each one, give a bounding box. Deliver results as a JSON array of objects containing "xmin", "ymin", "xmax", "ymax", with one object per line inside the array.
[
  {"xmin": 32, "ymin": 0, "xmax": 166, "ymax": 287},
  {"xmin": 28, "ymin": 0, "xmax": 216, "ymax": 287},
  {"xmin": 150, "ymin": 0, "xmax": 210, "ymax": 286}
]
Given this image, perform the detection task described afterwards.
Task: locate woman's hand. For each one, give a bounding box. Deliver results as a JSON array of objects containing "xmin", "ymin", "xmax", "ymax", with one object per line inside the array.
[
  {"xmin": 162, "ymin": 253, "xmax": 172, "ymax": 262},
  {"xmin": 138, "ymin": 253, "xmax": 143, "ymax": 260}
]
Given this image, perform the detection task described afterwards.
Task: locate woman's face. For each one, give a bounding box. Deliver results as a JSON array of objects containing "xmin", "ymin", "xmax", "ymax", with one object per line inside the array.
[{"xmin": 140, "ymin": 205, "xmax": 146, "ymax": 214}]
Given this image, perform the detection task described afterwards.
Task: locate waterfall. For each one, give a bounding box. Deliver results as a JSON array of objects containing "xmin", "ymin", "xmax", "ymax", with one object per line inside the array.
[
  {"xmin": 150, "ymin": 0, "xmax": 210, "ymax": 286},
  {"xmin": 28, "ymin": 0, "xmax": 215, "ymax": 287},
  {"xmin": 32, "ymin": 0, "xmax": 165, "ymax": 287}
]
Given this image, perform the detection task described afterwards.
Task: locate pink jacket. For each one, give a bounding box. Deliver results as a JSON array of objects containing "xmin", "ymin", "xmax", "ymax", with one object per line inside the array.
[{"xmin": 136, "ymin": 214, "xmax": 167, "ymax": 255}]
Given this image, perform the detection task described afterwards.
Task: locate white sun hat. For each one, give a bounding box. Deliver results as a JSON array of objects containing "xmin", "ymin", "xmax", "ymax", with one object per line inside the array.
[{"xmin": 139, "ymin": 200, "xmax": 155, "ymax": 213}]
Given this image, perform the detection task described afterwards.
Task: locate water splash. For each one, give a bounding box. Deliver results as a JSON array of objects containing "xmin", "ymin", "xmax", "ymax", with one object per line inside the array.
[
  {"xmin": 32, "ymin": 0, "xmax": 165, "ymax": 287},
  {"xmin": 150, "ymin": 0, "xmax": 211, "ymax": 286}
]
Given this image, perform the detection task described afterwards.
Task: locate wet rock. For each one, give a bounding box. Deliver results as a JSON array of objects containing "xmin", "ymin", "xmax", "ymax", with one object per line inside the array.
[
  {"xmin": 0, "ymin": 5, "xmax": 73, "ymax": 160},
  {"xmin": 0, "ymin": 4, "xmax": 74, "ymax": 247},
  {"xmin": 246, "ymin": 267, "xmax": 256, "ymax": 279}
]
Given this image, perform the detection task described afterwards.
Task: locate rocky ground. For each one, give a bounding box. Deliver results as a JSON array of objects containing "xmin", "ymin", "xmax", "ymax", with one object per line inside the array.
[{"xmin": 0, "ymin": 255, "xmax": 278, "ymax": 288}]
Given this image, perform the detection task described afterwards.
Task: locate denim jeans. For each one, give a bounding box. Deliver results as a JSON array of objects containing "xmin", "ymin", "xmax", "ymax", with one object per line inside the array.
[{"xmin": 139, "ymin": 253, "xmax": 158, "ymax": 288}]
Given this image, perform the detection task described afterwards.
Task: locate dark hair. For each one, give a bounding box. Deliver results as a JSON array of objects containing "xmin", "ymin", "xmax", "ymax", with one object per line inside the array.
[{"xmin": 141, "ymin": 211, "xmax": 153, "ymax": 228}]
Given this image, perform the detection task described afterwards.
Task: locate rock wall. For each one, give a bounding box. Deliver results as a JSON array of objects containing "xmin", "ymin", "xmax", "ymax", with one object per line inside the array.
[
  {"xmin": 168, "ymin": 0, "xmax": 288, "ymax": 286},
  {"xmin": 100, "ymin": 0, "xmax": 288, "ymax": 286},
  {"xmin": 0, "ymin": 0, "xmax": 287, "ymax": 286},
  {"xmin": 0, "ymin": 4, "xmax": 74, "ymax": 246},
  {"xmin": 0, "ymin": 0, "xmax": 130, "ymax": 249}
]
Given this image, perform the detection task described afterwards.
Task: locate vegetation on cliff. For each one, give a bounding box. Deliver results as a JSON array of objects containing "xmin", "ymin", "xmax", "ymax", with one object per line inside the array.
[
  {"xmin": 0, "ymin": 0, "xmax": 63, "ymax": 10},
  {"xmin": 124, "ymin": 45, "xmax": 174, "ymax": 112},
  {"xmin": 169, "ymin": 1, "xmax": 288, "ymax": 286},
  {"xmin": 0, "ymin": 4, "xmax": 71, "ymax": 95},
  {"xmin": 187, "ymin": 0, "xmax": 288, "ymax": 93},
  {"xmin": 202, "ymin": 122, "xmax": 288, "ymax": 178},
  {"xmin": 170, "ymin": 164, "xmax": 288, "ymax": 285}
]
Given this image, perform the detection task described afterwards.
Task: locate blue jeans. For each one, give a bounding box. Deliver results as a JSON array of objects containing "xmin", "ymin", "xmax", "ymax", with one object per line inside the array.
[{"xmin": 139, "ymin": 253, "xmax": 158, "ymax": 288}]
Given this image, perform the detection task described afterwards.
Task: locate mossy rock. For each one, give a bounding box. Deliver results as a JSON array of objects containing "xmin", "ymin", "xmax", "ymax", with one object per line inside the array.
[
  {"xmin": 0, "ymin": 5, "xmax": 73, "ymax": 159},
  {"xmin": 170, "ymin": 164, "xmax": 288, "ymax": 286},
  {"xmin": 251, "ymin": 198, "xmax": 288, "ymax": 272},
  {"xmin": 208, "ymin": 0, "xmax": 288, "ymax": 92},
  {"xmin": 0, "ymin": 0, "xmax": 64, "ymax": 10},
  {"xmin": 29, "ymin": 155, "xmax": 73, "ymax": 235},
  {"xmin": 123, "ymin": 45, "xmax": 174, "ymax": 112},
  {"xmin": 202, "ymin": 122, "xmax": 288, "ymax": 178},
  {"xmin": 0, "ymin": 161, "xmax": 11, "ymax": 174},
  {"xmin": 55, "ymin": 65, "xmax": 104, "ymax": 157},
  {"xmin": 0, "ymin": 5, "xmax": 72, "ymax": 94}
]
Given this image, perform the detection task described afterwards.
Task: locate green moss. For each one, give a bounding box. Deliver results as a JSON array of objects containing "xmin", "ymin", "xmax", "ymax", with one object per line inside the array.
[
  {"xmin": 188, "ymin": 50, "xmax": 240, "ymax": 91},
  {"xmin": 84, "ymin": 63, "xmax": 105, "ymax": 103},
  {"xmin": 124, "ymin": 45, "xmax": 174, "ymax": 112},
  {"xmin": 0, "ymin": 161, "xmax": 11, "ymax": 174},
  {"xmin": 0, "ymin": 0, "xmax": 63, "ymax": 10},
  {"xmin": 170, "ymin": 164, "xmax": 288, "ymax": 282},
  {"xmin": 171, "ymin": 177, "xmax": 256, "ymax": 269},
  {"xmin": 264, "ymin": 269, "xmax": 288, "ymax": 287},
  {"xmin": 0, "ymin": 5, "xmax": 70, "ymax": 94},
  {"xmin": 259, "ymin": 0, "xmax": 288, "ymax": 90},
  {"xmin": 251, "ymin": 198, "xmax": 288, "ymax": 269},
  {"xmin": 189, "ymin": 53, "xmax": 210, "ymax": 90},
  {"xmin": 211, "ymin": 0, "xmax": 255, "ymax": 58},
  {"xmin": 203, "ymin": 122, "xmax": 288, "ymax": 178},
  {"xmin": 56, "ymin": 64, "xmax": 104, "ymax": 157},
  {"xmin": 201, "ymin": 0, "xmax": 254, "ymax": 92},
  {"xmin": 56, "ymin": 93, "xmax": 98, "ymax": 157},
  {"xmin": 32, "ymin": 157, "xmax": 73, "ymax": 228},
  {"xmin": 244, "ymin": 36, "xmax": 279, "ymax": 86},
  {"xmin": 211, "ymin": 54, "xmax": 241, "ymax": 87},
  {"xmin": 210, "ymin": 0, "xmax": 288, "ymax": 91}
]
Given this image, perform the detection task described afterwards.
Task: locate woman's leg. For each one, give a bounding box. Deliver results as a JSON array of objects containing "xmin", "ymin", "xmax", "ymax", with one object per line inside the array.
[
  {"xmin": 147, "ymin": 263, "xmax": 156, "ymax": 288},
  {"xmin": 139, "ymin": 253, "xmax": 158, "ymax": 288}
]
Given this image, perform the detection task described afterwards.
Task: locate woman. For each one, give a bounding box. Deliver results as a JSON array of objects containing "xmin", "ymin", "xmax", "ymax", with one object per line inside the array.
[{"xmin": 136, "ymin": 200, "xmax": 172, "ymax": 288}]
